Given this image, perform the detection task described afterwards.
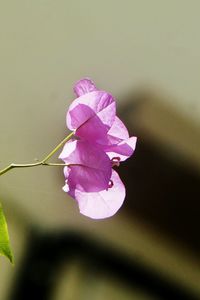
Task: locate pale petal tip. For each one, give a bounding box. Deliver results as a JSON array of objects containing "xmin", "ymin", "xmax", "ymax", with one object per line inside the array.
[
  {"xmin": 62, "ymin": 183, "xmax": 69, "ymax": 193},
  {"xmin": 73, "ymin": 78, "xmax": 97, "ymax": 97}
]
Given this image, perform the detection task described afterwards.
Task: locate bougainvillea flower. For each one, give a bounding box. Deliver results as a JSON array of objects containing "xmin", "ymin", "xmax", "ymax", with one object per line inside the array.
[
  {"xmin": 67, "ymin": 80, "xmax": 116, "ymax": 145},
  {"xmin": 72, "ymin": 78, "xmax": 137, "ymax": 161},
  {"xmin": 59, "ymin": 140, "xmax": 112, "ymax": 194},
  {"xmin": 60, "ymin": 78, "xmax": 137, "ymax": 219},
  {"xmin": 59, "ymin": 139, "xmax": 126, "ymax": 219}
]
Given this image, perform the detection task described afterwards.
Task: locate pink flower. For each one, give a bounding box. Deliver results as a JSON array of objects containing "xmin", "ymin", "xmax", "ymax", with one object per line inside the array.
[
  {"xmin": 71, "ymin": 78, "xmax": 137, "ymax": 162},
  {"xmin": 59, "ymin": 140, "xmax": 112, "ymax": 194},
  {"xmin": 60, "ymin": 78, "xmax": 137, "ymax": 219},
  {"xmin": 59, "ymin": 140, "xmax": 125, "ymax": 219},
  {"xmin": 67, "ymin": 79, "xmax": 116, "ymax": 145}
]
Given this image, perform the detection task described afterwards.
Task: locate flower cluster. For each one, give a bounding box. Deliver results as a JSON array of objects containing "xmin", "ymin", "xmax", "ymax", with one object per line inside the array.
[{"xmin": 59, "ymin": 79, "xmax": 137, "ymax": 219}]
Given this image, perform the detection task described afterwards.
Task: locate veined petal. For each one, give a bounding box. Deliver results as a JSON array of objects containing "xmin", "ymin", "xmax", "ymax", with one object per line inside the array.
[
  {"xmin": 59, "ymin": 140, "xmax": 112, "ymax": 192},
  {"xmin": 66, "ymin": 91, "xmax": 116, "ymax": 132},
  {"xmin": 59, "ymin": 140, "xmax": 110, "ymax": 169},
  {"xmin": 74, "ymin": 78, "xmax": 97, "ymax": 97},
  {"xmin": 75, "ymin": 170, "xmax": 125, "ymax": 219},
  {"xmin": 76, "ymin": 113, "xmax": 109, "ymax": 145},
  {"xmin": 105, "ymin": 136, "xmax": 137, "ymax": 161},
  {"xmin": 96, "ymin": 116, "xmax": 137, "ymax": 161},
  {"xmin": 107, "ymin": 116, "xmax": 129, "ymax": 144},
  {"xmin": 67, "ymin": 165, "xmax": 111, "ymax": 193}
]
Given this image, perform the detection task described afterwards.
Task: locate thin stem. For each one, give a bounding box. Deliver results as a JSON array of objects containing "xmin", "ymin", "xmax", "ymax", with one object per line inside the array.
[
  {"xmin": 44, "ymin": 163, "xmax": 68, "ymax": 167},
  {"xmin": 0, "ymin": 132, "xmax": 74, "ymax": 176},
  {"xmin": 0, "ymin": 162, "xmax": 42, "ymax": 176},
  {"xmin": 42, "ymin": 131, "xmax": 74, "ymax": 163}
]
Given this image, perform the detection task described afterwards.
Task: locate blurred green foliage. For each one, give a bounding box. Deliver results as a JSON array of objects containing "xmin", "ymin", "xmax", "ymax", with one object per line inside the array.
[{"xmin": 0, "ymin": 203, "xmax": 14, "ymax": 264}]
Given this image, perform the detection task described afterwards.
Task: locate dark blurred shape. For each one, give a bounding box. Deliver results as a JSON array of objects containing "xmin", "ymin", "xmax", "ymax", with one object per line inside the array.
[
  {"xmin": 119, "ymin": 90, "xmax": 200, "ymax": 256},
  {"xmin": 9, "ymin": 231, "xmax": 199, "ymax": 300}
]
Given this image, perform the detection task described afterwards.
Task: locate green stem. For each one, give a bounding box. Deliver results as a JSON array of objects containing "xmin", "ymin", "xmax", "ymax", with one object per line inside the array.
[
  {"xmin": 41, "ymin": 131, "xmax": 74, "ymax": 163},
  {"xmin": 0, "ymin": 162, "xmax": 41, "ymax": 176},
  {"xmin": 0, "ymin": 132, "xmax": 74, "ymax": 176},
  {"xmin": 43, "ymin": 163, "xmax": 68, "ymax": 167}
]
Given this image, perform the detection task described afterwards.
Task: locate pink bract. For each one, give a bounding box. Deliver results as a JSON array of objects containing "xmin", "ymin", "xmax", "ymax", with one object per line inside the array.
[
  {"xmin": 103, "ymin": 116, "xmax": 137, "ymax": 161},
  {"xmin": 60, "ymin": 78, "xmax": 137, "ymax": 219},
  {"xmin": 59, "ymin": 140, "xmax": 112, "ymax": 193},
  {"xmin": 73, "ymin": 78, "xmax": 97, "ymax": 97},
  {"xmin": 75, "ymin": 170, "xmax": 125, "ymax": 219},
  {"xmin": 71, "ymin": 79, "xmax": 137, "ymax": 161},
  {"xmin": 67, "ymin": 87, "xmax": 116, "ymax": 145}
]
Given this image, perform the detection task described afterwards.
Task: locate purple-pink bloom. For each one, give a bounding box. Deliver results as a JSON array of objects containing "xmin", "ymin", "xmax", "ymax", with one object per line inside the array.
[
  {"xmin": 72, "ymin": 78, "xmax": 137, "ymax": 162},
  {"xmin": 59, "ymin": 139, "xmax": 125, "ymax": 219},
  {"xmin": 59, "ymin": 140, "xmax": 112, "ymax": 194},
  {"xmin": 60, "ymin": 78, "xmax": 137, "ymax": 219},
  {"xmin": 67, "ymin": 82, "xmax": 116, "ymax": 145}
]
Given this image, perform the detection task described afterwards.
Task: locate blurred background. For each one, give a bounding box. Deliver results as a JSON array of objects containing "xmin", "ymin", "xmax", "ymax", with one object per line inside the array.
[{"xmin": 0, "ymin": 1, "xmax": 200, "ymax": 299}]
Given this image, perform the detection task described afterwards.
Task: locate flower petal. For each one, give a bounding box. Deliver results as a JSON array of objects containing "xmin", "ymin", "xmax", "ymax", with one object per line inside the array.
[
  {"xmin": 62, "ymin": 166, "xmax": 70, "ymax": 192},
  {"xmin": 59, "ymin": 140, "xmax": 77, "ymax": 161},
  {"xmin": 107, "ymin": 116, "xmax": 129, "ymax": 143},
  {"xmin": 76, "ymin": 111, "xmax": 110, "ymax": 145},
  {"xmin": 96, "ymin": 116, "xmax": 137, "ymax": 161},
  {"xmin": 73, "ymin": 78, "xmax": 97, "ymax": 97},
  {"xmin": 75, "ymin": 170, "xmax": 125, "ymax": 219},
  {"xmin": 67, "ymin": 165, "xmax": 110, "ymax": 193},
  {"xmin": 66, "ymin": 91, "xmax": 116, "ymax": 133},
  {"xmin": 59, "ymin": 140, "xmax": 112, "ymax": 192},
  {"xmin": 105, "ymin": 136, "xmax": 137, "ymax": 161}
]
